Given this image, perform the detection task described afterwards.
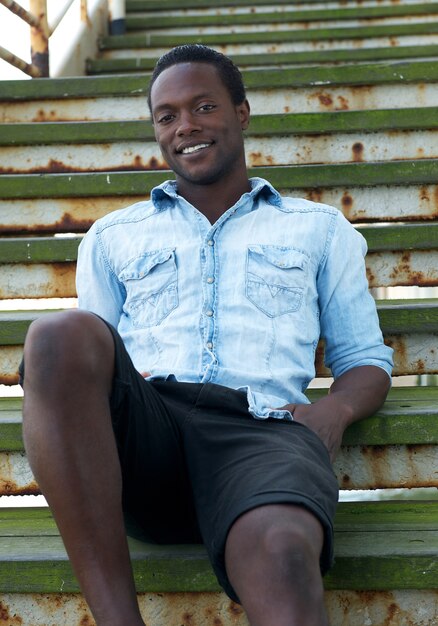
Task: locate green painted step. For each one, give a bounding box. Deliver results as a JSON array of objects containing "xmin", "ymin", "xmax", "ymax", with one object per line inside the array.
[
  {"xmin": 1, "ymin": 299, "xmax": 436, "ymax": 345},
  {"xmin": 2, "ymin": 60, "xmax": 438, "ymax": 102},
  {"xmin": 1, "ymin": 502, "xmax": 437, "ymax": 592},
  {"xmin": 124, "ymin": 0, "xmax": 438, "ymax": 10},
  {"xmin": 4, "ymin": 107, "xmax": 438, "ymax": 146},
  {"xmin": 125, "ymin": 3, "xmax": 438, "ymax": 29},
  {"xmin": 2, "ymin": 386, "xmax": 438, "ymax": 451},
  {"xmin": 1, "ymin": 160, "xmax": 438, "ymax": 198},
  {"xmin": 99, "ymin": 22, "xmax": 438, "ymax": 49},
  {"xmin": 0, "ymin": 223, "xmax": 436, "ymax": 264},
  {"xmin": 87, "ymin": 45, "xmax": 438, "ymax": 74}
]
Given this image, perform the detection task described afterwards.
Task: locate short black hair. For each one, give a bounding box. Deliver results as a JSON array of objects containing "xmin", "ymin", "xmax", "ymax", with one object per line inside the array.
[{"xmin": 148, "ymin": 44, "xmax": 246, "ymax": 112}]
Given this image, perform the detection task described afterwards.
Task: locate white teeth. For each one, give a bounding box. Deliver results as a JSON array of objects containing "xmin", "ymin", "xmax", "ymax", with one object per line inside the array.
[{"xmin": 181, "ymin": 143, "xmax": 210, "ymax": 154}]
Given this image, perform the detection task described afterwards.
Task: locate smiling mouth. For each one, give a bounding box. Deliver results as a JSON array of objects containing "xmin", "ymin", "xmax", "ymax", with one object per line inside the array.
[{"xmin": 180, "ymin": 143, "xmax": 212, "ymax": 155}]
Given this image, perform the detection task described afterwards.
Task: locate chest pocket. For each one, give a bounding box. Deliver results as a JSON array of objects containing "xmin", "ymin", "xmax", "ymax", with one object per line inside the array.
[
  {"xmin": 119, "ymin": 248, "xmax": 178, "ymax": 328},
  {"xmin": 246, "ymin": 245, "xmax": 308, "ymax": 317}
]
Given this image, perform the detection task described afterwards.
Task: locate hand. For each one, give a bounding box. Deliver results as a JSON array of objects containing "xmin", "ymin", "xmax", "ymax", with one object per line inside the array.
[
  {"xmin": 277, "ymin": 396, "xmax": 351, "ymax": 462},
  {"xmin": 139, "ymin": 371, "xmax": 151, "ymax": 378}
]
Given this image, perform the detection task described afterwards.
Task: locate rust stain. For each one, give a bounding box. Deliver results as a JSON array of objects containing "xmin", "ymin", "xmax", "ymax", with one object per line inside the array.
[
  {"xmin": 0, "ymin": 480, "xmax": 40, "ymax": 496},
  {"xmin": 365, "ymin": 266, "xmax": 375, "ymax": 286},
  {"xmin": 335, "ymin": 95, "xmax": 349, "ymax": 111},
  {"xmin": 434, "ymin": 185, "xmax": 438, "ymax": 210},
  {"xmin": 0, "ymin": 156, "xmax": 166, "ymax": 175},
  {"xmin": 341, "ymin": 474, "xmax": 351, "ymax": 488},
  {"xmin": 316, "ymin": 92, "xmax": 333, "ymax": 108},
  {"xmin": 228, "ymin": 602, "xmax": 244, "ymax": 618},
  {"xmin": 284, "ymin": 106, "xmax": 290, "ymax": 113},
  {"xmin": 388, "ymin": 251, "xmax": 438, "ymax": 287},
  {"xmin": 419, "ymin": 186, "xmax": 430, "ymax": 201},
  {"xmin": 0, "ymin": 601, "xmax": 23, "ymax": 624},
  {"xmin": 306, "ymin": 189, "xmax": 323, "ymax": 203},
  {"xmin": 79, "ymin": 616, "xmax": 93, "ymax": 626},
  {"xmin": 0, "ymin": 371, "xmax": 20, "ymax": 385},
  {"xmin": 384, "ymin": 602, "xmax": 399, "ymax": 625},
  {"xmin": 384, "ymin": 335, "xmax": 407, "ymax": 372},
  {"xmin": 182, "ymin": 611, "xmax": 195, "ymax": 625},
  {"xmin": 352, "ymin": 142, "xmax": 364, "ymax": 162},
  {"xmin": 341, "ymin": 192, "xmax": 355, "ymax": 221},
  {"xmin": 416, "ymin": 359, "xmax": 426, "ymax": 374}
]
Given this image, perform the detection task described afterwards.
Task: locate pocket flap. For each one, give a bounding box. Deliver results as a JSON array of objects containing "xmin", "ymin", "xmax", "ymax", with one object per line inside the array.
[
  {"xmin": 120, "ymin": 248, "xmax": 176, "ymax": 281},
  {"xmin": 248, "ymin": 245, "xmax": 308, "ymax": 270}
]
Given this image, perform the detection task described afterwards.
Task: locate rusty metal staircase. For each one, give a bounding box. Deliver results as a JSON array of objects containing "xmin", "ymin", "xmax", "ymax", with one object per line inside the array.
[{"xmin": 0, "ymin": 1, "xmax": 438, "ymax": 624}]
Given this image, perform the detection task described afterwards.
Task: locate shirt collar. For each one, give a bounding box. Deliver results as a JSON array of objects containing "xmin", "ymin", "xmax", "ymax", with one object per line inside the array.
[{"xmin": 151, "ymin": 177, "xmax": 282, "ymax": 211}]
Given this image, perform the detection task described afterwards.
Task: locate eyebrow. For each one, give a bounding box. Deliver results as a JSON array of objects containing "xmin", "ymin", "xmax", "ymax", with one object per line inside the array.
[{"xmin": 152, "ymin": 92, "xmax": 217, "ymax": 114}]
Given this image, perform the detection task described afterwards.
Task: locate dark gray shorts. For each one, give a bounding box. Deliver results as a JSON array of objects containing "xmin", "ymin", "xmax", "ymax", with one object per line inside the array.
[{"xmin": 103, "ymin": 320, "xmax": 339, "ymax": 602}]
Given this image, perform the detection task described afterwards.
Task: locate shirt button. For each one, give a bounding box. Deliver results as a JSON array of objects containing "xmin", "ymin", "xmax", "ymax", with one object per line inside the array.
[
  {"xmin": 207, "ymin": 276, "xmax": 214, "ymax": 284},
  {"xmin": 207, "ymin": 239, "xmax": 214, "ymax": 246},
  {"xmin": 206, "ymin": 342, "xmax": 213, "ymax": 349},
  {"xmin": 206, "ymin": 309, "xmax": 213, "ymax": 317}
]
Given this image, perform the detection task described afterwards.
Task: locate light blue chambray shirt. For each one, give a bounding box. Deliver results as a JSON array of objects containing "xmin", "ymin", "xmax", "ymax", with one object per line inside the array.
[{"xmin": 77, "ymin": 177, "xmax": 393, "ymax": 419}]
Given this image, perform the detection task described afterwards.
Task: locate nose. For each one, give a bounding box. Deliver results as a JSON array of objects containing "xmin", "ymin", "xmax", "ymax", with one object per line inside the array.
[{"xmin": 176, "ymin": 111, "xmax": 201, "ymax": 136}]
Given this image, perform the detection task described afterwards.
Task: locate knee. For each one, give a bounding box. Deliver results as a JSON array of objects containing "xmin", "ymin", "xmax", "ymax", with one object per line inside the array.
[
  {"xmin": 23, "ymin": 310, "xmax": 113, "ymax": 383},
  {"xmin": 228, "ymin": 506, "xmax": 323, "ymax": 581}
]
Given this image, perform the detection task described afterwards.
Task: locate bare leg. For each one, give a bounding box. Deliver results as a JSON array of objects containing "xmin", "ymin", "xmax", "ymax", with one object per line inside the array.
[
  {"xmin": 225, "ymin": 504, "xmax": 329, "ymax": 626},
  {"xmin": 22, "ymin": 310, "xmax": 145, "ymax": 626}
]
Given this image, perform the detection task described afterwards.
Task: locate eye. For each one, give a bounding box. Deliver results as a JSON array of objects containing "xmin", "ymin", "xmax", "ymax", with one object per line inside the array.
[
  {"xmin": 156, "ymin": 113, "xmax": 175, "ymax": 124},
  {"xmin": 198, "ymin": 104, "xmax": 216, "ymax": 112}
]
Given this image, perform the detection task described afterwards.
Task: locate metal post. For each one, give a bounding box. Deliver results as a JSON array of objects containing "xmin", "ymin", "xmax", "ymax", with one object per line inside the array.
[
  {"xmin": 0, "ymin": 0, "xmax": 40, "ymax": 27},
  {"xmin": 108, "ymin": 0, "xmax": 125, "ymax": 35},
  {"xmin": 0, "ymin": 44, "xmax": 42, "ymax": 77},
  {"xmin": 29, "ymin": 0, "xmax": 50, "ymax": 77}
]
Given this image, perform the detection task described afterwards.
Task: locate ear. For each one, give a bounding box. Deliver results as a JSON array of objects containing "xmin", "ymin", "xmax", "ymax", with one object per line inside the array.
[{"xmin": 237, "ymin": 99, "xmax": 250, "ymax": 130}]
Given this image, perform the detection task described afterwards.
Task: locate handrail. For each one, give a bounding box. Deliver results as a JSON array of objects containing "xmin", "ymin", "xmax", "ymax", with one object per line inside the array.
[{"xmin": 0, "ymin": 0, "xmax": 125, "ymax": 78}]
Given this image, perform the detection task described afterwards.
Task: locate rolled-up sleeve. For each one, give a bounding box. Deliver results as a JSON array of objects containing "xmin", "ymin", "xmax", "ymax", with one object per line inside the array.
[
  {"xmin": 76, "ymin": 223, "xmax": 125, "ymax": 328},
  {"xmin": 317, "ymin": 212, "xmax": 393, "ymax": 380}
]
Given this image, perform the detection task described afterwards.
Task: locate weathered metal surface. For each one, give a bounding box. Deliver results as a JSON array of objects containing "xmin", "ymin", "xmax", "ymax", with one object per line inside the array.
[
  {"xmin": 385, "ymin": 333, "xmax": 438, "ymax": 376},
  {"xmin": 1, "ymin": 443, "xmax": 436, "ymax": 496},
  {"xmin": 127, "ymin": 15, "xmax": 438, "ymax": 37},
  {"xmin": 3, "ymin": 131, "xmax": 438, "ymax": 173},
  {"xmin": 0, "ymin": 144, "xmax": 167, "ymax": 174},
  {"xmin": 0, "ymin": 588, "xmax": 436, "ymax": 625},
  {"xmin": 101, "ymin": 34, "xmax": 438, "ymax": 63},
  {"xmin": 366, "ymin": 250, "xmax": 438, "ymax": 288},
  {"xmin": 0, "ymin": 346, "xmax": 23, "ymax": 386},
  {"xmin": 0, "ymin": 97, "xmax": 151, "ymax": 123},
  {"xmin": 3, "ymin": 82, "xmax": 438, "ymax": 125},
  {"xmin": 125, "ymin": 5, "xmax": 438, "ymax": 29},
  {"xmin": 0, "ymin": 263, "xmax": 77, "ymax": 299},
  {"xmin": 0, "ymin": 453, "xmax": 39, "ymax": 496},
  {"xmin": 334, "ymin": 444, "xmax": 438, "ymax": 490},
  {"xmin": 324, "ymin": 589, "xmax": 438, "ymax": 626},
  {"xmin": 0, "ymin": 197, "xmax": 143, "ymax": 234}
]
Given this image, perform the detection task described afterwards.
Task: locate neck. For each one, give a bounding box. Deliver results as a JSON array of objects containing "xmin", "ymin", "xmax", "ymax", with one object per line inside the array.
[{"xmin": 177, "ymin": 174, "xmax": 251, "ymax": 223}]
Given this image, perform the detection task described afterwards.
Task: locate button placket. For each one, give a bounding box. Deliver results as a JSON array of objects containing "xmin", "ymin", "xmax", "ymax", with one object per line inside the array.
[{"xmin": 201, "ymin": 233, "xmax": 217, "ymax": 376}]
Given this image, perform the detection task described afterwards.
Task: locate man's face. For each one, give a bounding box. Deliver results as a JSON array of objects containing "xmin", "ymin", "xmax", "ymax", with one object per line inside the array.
[{"xmin": 150, "ymin": 62, "xmax": 250, "ymax": 189}]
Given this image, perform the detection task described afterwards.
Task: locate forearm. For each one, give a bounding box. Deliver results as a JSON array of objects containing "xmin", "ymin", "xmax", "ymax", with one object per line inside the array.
[{"xmin": 327, "ymin": 365, "xmax": 391, "ymax": 429}]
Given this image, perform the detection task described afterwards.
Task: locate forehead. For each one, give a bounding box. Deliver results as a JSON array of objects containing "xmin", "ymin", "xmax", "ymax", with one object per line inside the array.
[{"xmin": 150, "ymin": 62, "xmax": 230, "ymax": 110}]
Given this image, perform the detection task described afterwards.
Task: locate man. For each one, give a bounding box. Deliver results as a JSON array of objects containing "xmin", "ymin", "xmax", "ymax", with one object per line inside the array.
[{"xmin": 21, "ymin": 45, "xmax": 393, "ymax": 626}]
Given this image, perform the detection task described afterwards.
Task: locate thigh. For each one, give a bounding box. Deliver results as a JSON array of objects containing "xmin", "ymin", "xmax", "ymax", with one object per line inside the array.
[
  {"xmin": 181, "ymin": 384, "xmax": 339, "ymax": 600},
  {"xmin": 105, "ymin": 321, "xmax": 203, "ymax": 544}
]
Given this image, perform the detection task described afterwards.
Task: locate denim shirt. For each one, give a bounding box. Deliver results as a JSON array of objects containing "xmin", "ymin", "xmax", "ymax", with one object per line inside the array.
[{"xmin": 76, "ymin": 177, "xmax": 393, "ymax": 419}]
